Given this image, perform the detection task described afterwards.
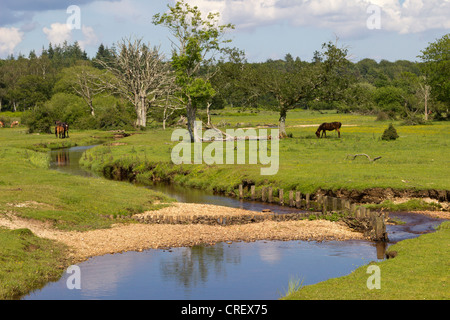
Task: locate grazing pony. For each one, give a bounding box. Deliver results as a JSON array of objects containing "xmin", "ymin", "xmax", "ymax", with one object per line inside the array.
[
  {"xmin": 316, "ymin": 122, "xmax": 342, "ymax": 138},
  {"xmin": 10, "ymin": 121, "xmax": 19, "ymax": 127},
  {"xmin": 0, "ymin": 121, "xmax": 4, "ymax": 128},
  {"xmin": 55, "ymin": 120, "xmax": 68, "ymax": 139}
]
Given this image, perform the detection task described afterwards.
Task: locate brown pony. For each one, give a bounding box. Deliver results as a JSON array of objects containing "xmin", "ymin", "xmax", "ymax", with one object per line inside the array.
[
  {"xmin": 316, "ymin": 122, "xmax": 342, "ymax": 138},
  {"xmin": 0, "ymin": 121, "xmax": 4, "ymax": 128},
  {"xmin": 10, "ymin": 121, "xmax": 19, "ymax": 127},
  {"xmin": 55, "ymin": 121, "xmax": 67, "ymax": 139}
]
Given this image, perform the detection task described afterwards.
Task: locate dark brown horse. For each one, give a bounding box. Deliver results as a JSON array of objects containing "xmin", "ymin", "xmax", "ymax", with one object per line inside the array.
[{"xmin": 316, "ymin": 122, "xmax": 342, "ymax": 138}]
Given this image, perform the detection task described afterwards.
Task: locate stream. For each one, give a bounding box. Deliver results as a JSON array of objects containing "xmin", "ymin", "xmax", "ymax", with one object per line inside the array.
[{"xmin": 22, "ymin": 145, "xmax": 447, "ymax": 300}]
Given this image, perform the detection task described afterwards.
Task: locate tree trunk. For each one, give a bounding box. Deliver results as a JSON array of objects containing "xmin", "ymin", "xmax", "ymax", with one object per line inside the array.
[
  {"xmin": 135, "ymin": 95, "xmax": 147, "ymax": 127},
  {"xmin": 279, "ymin": 107, "xmax": 287, "ymax": 138},
  {"xmin": 424, "ymin": 84, "xmax": 430, "ymax": 121},
  {"xmin": 186, "ymin": 100, "xmax": 198, "ymax": 142},
  {"xmin": 206, "ymin": 102, "xmax": 212, "ymax": 127}
]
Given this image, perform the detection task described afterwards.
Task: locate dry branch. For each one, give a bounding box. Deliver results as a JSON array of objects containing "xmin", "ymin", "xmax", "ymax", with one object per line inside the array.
[{"xmin": 346, "ymin": 153, "xmax": 382, "ymax": 162}]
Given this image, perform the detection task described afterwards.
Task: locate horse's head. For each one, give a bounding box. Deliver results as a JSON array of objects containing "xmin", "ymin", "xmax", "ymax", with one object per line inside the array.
[{"xmin": 315, "ymin": 130, "xmax": 320, "ymax": 138}]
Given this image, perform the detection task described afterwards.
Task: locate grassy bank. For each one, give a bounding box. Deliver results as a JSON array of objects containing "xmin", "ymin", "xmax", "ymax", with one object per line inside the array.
[
  {"xmin": 0, "ymin": 127, "xmax": 173, "ymax": 299},
  {"xmin": 80, "ymin": 109, "xmax": 450, "ymax": 199},
  {"xmin": 0, "ymin": 228, "xmax": 68, "ymax": 299},
  {"xmin": 283, "ymin": 221, "xmax": 450, "ymax": 300}
]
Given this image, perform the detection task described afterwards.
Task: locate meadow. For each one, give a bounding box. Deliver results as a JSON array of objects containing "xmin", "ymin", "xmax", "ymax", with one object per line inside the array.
[
  {"xmin": 0, "ymin": 109, "xmax": 448, "ymax": 299},
  {"xmin": 81, "ymin": 109, "xmax": 450, "ymax": 199}
]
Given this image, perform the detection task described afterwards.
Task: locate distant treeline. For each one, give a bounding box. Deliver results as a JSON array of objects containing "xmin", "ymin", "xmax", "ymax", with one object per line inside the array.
[{"xmin": 0, "ymin": 33, "xmax": 448, "ymax": 133}]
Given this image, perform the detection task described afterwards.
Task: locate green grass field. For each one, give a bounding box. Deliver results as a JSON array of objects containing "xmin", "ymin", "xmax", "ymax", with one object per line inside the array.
[
  {"xmin": 0, "ymin": 127, "xmax": 172, "ymax": 299},
  {"xmin": 0, "ymin": 109, "xmax": 448, "ymax": 300},
  {"xmin": 283, "ymin": 221, "xmax": 450, "ymax": 300},
  {"xmin": 81, "ymin": 109, "xmax": 450, "ymax": 196}
]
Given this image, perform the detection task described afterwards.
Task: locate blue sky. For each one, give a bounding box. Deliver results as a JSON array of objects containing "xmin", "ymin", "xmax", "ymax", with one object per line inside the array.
[{"xmin": 0, "ymin": 0, "xmax": 449, "ymax": 63}]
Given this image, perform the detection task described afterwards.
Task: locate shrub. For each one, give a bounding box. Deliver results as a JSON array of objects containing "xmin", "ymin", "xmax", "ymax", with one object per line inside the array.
[{"xmin": 381, "ymin": 123, "xmax": 399, "ymax": 141}]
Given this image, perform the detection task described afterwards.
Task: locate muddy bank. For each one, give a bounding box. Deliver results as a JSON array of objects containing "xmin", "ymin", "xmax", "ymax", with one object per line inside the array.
[
  {"xmin": 317, "ymin": 187, "xmax": 449, "ymax": 207},
  {"xmin": 98, "ymin": 160, "xmax": 449, "ymax": 210}
]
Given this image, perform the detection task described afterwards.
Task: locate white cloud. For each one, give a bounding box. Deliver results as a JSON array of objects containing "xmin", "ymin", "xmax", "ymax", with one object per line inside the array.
[
  {"xmin": 43, "ymin": 22, "xmax": 72, "ymax": 45},
  {"xmin": 0, "ymin": 27, "xmax": 24, "ymax": 56},
  {"xmin": 185, "ymin": 0, "xmax": 450, "ymax": 37},
  {"xmin": 79, "ymin": 25, "xmax": 99, "ymax": 50}
]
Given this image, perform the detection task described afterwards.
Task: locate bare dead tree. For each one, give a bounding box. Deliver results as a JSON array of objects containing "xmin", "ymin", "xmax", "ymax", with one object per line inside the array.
[
  {"xmin": 94, "ymin": 37, "xmax": 175, "ymax": 128},
  {"xmin": 71, "ymin": 67, "xmax": 103, "ymax": 117}
]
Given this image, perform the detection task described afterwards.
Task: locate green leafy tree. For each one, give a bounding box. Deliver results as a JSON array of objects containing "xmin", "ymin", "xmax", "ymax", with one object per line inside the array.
[
  {"xmin": 153, "ymin": 0, "xmax": 236, "ymax": 141},
  {"xmin": 418, "ymin": 33, "xmax": 450, "ymax": 118},
  {"xmin": 54, "ymin": 64, "xmax": 105, "ymax": 117}
]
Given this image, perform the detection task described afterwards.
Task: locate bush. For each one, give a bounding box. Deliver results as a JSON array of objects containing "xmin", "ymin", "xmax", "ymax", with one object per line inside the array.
[{"xmin": 381, "ymin": 123, "xmax": 399, "ymax": 140}]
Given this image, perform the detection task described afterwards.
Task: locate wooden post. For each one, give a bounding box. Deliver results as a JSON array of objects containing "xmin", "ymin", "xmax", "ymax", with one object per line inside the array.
[
  {"xmin": 295, "ymin": 191, "xmax": 301, "ymax": 208},
  {"xmin": 289, "ymin": 191, "xmax": 294, "ymax": 207},
  {"xmin": 268, "ymin": 187, "xmax": 273, "ymax": 203},
  {"xmin": 351, "ymin": 203, "xmax": 356, "ymax": 216},
  {"xmin": 332, "ymin": 197, "xmax": 338, "ymax": 212},
  {"xmin": 360, "ymin": 206, "xmax": 366, "ymax": 218},
  {"xmin": 279, "ymin": 189, "xmax": 284, "ymax": 206},
  {"xmin": 356, "ymin": 207, "xmax": 361, "ymax": 219},
  {"xmin": 317, "ymin": 195, "xmax": 322, "ymax": 211},
  {"xmin": 322, "ymin": 196, "xmax": 327, "ymax": 215},
  {"xmin": 306, "ymin": 194, "xmax": 310, "ymax": 210},
  {"xmin": 239, "ymin": 184, "xmax": 243, "ymax": 199},
  {"xmin": 251, "ymin": 185, "xmax": 255, "ymax": 200},
  {"xmin": 262, "ymin": 187, "xmax": 267, "ymax": 202}
]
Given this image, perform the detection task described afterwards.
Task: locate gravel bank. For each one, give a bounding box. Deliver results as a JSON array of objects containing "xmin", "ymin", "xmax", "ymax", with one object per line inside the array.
[{"xmin": 1, "ymin": 203, "xmax": 367, "ymax": 263}]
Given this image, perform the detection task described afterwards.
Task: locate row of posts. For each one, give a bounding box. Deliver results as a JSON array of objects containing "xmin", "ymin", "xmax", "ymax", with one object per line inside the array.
[
  {"xmin": 238, "ymin": 184, "xmax": 376, "ymax": 216},
  {"xmin": 238, "ymin": 184, "xmax": 387, "ymax": 241}
]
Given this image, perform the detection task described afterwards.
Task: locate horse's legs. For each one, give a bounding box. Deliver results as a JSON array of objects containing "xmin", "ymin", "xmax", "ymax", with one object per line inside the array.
[{"xmin": 336, "ymin": 128, "xmax": 340, "ymax": 138}]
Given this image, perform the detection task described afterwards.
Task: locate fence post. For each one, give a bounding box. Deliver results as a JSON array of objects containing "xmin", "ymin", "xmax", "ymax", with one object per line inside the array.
[
  {"xmin": 279, "ymin": 189, "xmax": 284, "ymax": 206},
  {"xmin": 317, "ymin": 194, "xmax": 322, "ymax": 211},
  {"xmin": 295, "ymin": 191, "xmax": 301, "ymax": 209},
  {"xmin": 332, "ymin": 197, "xmax": 338, "ymax": 212},
  {"xmin": 268, "ymin": 187, "xmax": 273, "ymax": 203},
  {"xmin": 239, "ymin": 184, "xmax": 243, "ymax": 199},
  {"xmin": 262, "ymin": 187, "xmax": 267, "ymax": 202},
  {"xmin": 289, "ymin": 191, "xmax": 294, "ymax": 207},
  {"xmin": 251, "ymin": 185, "xmax": 255, "ymax": 200},
  {"xmin": 350, "ymin": 203, "xmax": 356, "ymax": 216},
  {"xmin": 322, "ymin": 196, "xmax": 327, "ymax": 215},
  {"xmin": 306, "ymin": 194, "xmax": 310, "ymax": 210}
]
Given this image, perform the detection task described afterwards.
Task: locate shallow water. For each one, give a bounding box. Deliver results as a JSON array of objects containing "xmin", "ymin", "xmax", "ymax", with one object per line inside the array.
[
  {"xmin": 25, "ymin": 239, "xmax": 383, "ymax": 300},
  {"xmin": 27, "ymin": 145, "xmax": 445, "ymax": 300}
]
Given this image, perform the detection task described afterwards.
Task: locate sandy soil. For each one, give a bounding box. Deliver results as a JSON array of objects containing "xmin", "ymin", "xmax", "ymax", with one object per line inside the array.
[{"xmin": 0, "ymin": 202, "xmax": 365, "ymax": 263}]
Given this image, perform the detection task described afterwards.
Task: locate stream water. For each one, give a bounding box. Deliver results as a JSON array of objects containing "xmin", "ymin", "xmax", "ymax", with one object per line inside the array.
[{"xmin": 22, "ymin": 145, "xmax": 447, "ymax": 300}]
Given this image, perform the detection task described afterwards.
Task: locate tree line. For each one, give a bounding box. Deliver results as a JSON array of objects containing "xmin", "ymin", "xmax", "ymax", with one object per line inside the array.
[{"xmin": 0, "ymin": 1, "xmax": 448, "ymax": 139}]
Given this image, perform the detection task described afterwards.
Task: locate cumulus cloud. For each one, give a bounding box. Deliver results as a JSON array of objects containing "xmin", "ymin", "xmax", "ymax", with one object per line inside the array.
[
  {"xmin": 0, "ymin": 27, "xmax": 24, "ymax": 56},
  {"xmin": 43, "ymin": 22, "xmax": 72, "ymax": 45},
  {"xmin": 185, "ymin": 0, "xmax": 450, "ymax": 37},
  {"xmin": 79, "ymin": 25, "xmax": 99, "ymax": 49}
]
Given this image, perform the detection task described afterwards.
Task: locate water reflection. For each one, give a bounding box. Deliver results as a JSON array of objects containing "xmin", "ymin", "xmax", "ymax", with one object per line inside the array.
[
  {"xmin": 25, "ymin": 240, "xmax": 382, "ymax": 300},
  {"xmin": 49, "ymin": 146, "xmax": 99, "ymax": 178}
]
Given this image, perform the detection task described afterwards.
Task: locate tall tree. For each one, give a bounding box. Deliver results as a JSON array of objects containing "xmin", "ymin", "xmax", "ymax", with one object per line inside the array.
[
  {"xmin": 54, "ymin": 64, "xmax": 104, "ymax": 117},
  {"xmin": 94, "ymin": 37, "xmax": 175, "ymax": 127},
  {"xmin": 153, "ymin": 0, "xmax": 236, "ymax": 142},
  {"xmin": 418, "ymin": 33, "xmax": 450, "ymax": 107}
]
